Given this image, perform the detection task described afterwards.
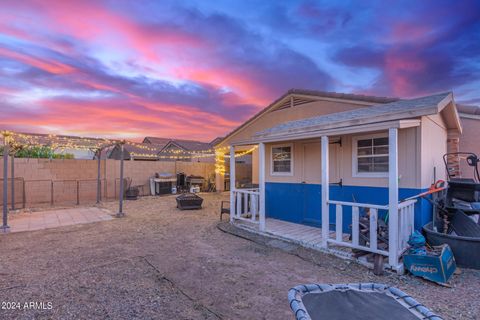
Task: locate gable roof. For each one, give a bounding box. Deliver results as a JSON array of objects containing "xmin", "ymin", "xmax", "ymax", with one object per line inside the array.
[
  {"xmin": 457, "ymin": 104, "xmax": 480, "ymax": 116},
  {"xmin": 142, "ymin": 137, "xmax": 171, "ymax": 147},
  {"xmin": 161, "ymin": 139, "xmax": 212, "ymax": 152},
  {"xmin": 143, "ymin": 136, "xmax": 213, "ymax": 152},
  {"xmin": 285, "ymin": 89, "xmax": 398, "ymax": 104},
  {"xmin": 216, "ymin": 88, "xmax": 398, "ymax": 147},
  {"xmin": 109, "ymin": 143, "xmax": 162, "ymax": 160},
  {"xmin": 254, "ymin": 92, "xmax": 456, "ymax": 139},
  {"xmin": 209, "ymin": 136, "xmax": 224, "ymax": 146}
]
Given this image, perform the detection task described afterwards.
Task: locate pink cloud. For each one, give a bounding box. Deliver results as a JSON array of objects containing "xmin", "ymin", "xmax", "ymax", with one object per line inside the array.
[{"xmin": 0, "ymin": 47, "xmax": 75, "ymax": 74}]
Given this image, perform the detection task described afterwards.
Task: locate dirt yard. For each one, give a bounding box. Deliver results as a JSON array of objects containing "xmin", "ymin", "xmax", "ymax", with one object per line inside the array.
[{"xmin": 0, "ymin": 193, "xmax": 479, "ymax": 319}]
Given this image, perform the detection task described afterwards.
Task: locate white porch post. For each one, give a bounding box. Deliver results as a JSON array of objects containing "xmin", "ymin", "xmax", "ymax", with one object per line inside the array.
[
  {"xmin": 259, "ymin": 143, "xmax": 266, "ymax": 231},
  {"xmin": 321, "ymin": 135, "xmax": 329, "ymax": 248},
  {"xmin": 229, "ymin": 146, "xmax": 236, "ymax": 223},
  {"xmin": 388, "ymin": 128, "xmax": 399, "ymax": 269}
]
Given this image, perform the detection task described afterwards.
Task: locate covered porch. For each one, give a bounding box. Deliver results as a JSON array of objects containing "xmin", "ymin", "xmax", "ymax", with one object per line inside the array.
[{"xmin": 228, "ymin": 120, "xmax": 419, "ymax": 272}]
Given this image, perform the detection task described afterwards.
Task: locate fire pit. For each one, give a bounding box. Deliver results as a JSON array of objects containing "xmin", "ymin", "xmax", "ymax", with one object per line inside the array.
[{"xmin": 176, "ymin": 193, "xmax": 203, "ymax": 210}]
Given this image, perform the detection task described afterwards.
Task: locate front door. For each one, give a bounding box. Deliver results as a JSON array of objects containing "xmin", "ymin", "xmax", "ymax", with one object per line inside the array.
[{"xmin": 301, "ymin": 142, "xmax": 340, "ymax": 226}]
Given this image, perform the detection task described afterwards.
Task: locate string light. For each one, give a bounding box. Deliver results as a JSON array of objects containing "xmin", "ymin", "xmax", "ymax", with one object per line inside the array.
[
  {"xmin": 215, "ymin": 152, "xmax": 226, "ymax": 174},
  {"xmin": 214, "ymin": 145, "xmax": 258, "ymax": 175},
  {"xmin": 223, "ymin": 145, "xmax": 258, "ymax": 158},
  {"xmin": 2, "ymin": 131, "xmax": 258, "ymax": 165},
  {"xmin": 3, "ymin": 131, "xmax": 217, "ymax": 158}
]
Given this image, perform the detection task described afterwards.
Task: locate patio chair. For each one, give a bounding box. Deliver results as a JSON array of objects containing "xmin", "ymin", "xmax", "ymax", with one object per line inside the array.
[{"xmin": 220, "ymin": 201, "xmax": 230, "ymax": 221}]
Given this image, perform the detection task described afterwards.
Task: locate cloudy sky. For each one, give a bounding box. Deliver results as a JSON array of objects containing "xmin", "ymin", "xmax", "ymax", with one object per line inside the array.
[{"xmin": 0, "ymin": 0, "xmax": 479, "ymax": 141}]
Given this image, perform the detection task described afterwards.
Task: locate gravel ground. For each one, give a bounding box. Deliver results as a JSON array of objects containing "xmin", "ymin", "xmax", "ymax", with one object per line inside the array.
[{"xmin": 0, "ymin": 193, "xmax": 479, "ymax": 319}]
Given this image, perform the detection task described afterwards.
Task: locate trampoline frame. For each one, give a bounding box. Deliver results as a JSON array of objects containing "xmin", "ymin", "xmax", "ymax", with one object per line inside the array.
[{"xmin": 288, "ymin": 283, "xmax": 442, "ymax": 320}]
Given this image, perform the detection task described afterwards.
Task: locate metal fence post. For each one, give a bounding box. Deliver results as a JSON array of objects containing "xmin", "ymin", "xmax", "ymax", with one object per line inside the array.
[
  {"xmin": 2, "ymin": 133, "xmax": 10, "ymax": 233},
  {"xmin": 22, "ymin": 178, "xmax": 26, "ymax": 209},
  {"xmin": 116, "ymin": 142, "xmax": 125, "ymax": 217},
  {"xmin": 76, "ymin": 180, "xmax": 80, "ymax": 205},
  {"xmin": 11, "ymin": 155, "xmax": 14, "ymax": 210},
  {"xmin": 50, "ymin": 180, "xmax": 54, "ymax": 206},
  {"xmin": 96, "ymin": 149, "xmax": 101, "ymax": 204}
]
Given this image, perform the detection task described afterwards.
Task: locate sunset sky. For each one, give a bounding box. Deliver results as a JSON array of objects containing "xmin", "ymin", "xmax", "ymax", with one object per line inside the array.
[{"xmin": 0, "ymin": 0, "xmax": 479, "ymax": 141}]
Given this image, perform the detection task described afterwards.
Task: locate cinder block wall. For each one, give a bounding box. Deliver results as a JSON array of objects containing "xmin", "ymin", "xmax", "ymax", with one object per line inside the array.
[{"xmin": 0, "ymin": 158, "xmax": 215, "ymax": 207}]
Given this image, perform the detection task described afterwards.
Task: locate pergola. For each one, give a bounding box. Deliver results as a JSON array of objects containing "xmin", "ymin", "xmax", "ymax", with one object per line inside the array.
[{"xmin": 1, "ymin": 131, "xmax": 129, "ymax": 233}]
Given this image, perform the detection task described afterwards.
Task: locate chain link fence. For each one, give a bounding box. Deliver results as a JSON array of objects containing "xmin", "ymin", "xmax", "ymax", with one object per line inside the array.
[{"xmin": 0, "ymin": 178, "xmax": 151, "ymax": 209}]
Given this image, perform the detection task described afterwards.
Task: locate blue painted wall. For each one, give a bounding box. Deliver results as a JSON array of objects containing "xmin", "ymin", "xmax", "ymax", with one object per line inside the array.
[{"xmin": 265, "ymin": 182, "xmax": 431, "ymax": 232}]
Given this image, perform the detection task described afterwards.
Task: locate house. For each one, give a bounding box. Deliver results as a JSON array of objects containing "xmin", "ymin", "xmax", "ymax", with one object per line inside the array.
[
  {"xmin": 209, "ymin": 136, "xmax": 224, "ymax": 146},
  {"xmin": 108, "ymin": 143, "xmax": 161, "ymax": 161},
  {"xmin": 144, "ymin": 136, "xmax": 214, "ymax": 162},
  {"xmin": 457, "ymin": 104, "xmax": 480, "ymax": 176},
  {"xmin": 215, "ymin": 89, "xmax": 469, "ymax": 271}
]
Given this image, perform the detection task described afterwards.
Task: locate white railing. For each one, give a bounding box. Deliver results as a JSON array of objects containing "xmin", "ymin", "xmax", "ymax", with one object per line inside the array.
[
  {"xmin": 397, "ymin": 200, "xmax": 416, "ymax": 256},
  {"xmin": 232, "ymin": 188, "xmax": 260, "ymax": 223},
  {"xmin": 327, "ymin": 199, "xmax": 416, "ymax": 267},
  {"xmin": 328, "ymin": 200, "xmax": 390, "ymax": 256}
]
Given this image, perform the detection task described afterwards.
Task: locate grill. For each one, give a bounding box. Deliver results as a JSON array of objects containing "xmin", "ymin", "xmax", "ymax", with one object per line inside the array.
[
  {"xmin": 150, "ymin": 173, "xmax": 177, "ymax": 195},
  {"xmin": 176, "ymin": 193, "xmax": 203, "ymax": 210},
  {"xmin": 186, "ymin": 175, "xmax": 204, "ymax": 185}
]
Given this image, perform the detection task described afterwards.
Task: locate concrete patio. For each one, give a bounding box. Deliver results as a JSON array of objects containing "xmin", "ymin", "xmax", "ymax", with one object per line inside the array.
[{"xmin": 4, "ymin": 207, "xmax": 113, "ymax": 233}]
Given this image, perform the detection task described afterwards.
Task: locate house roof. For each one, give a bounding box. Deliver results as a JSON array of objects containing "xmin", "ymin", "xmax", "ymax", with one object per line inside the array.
[
  {"xmin": 285, "ymin": 89, "xmax": 398, "ymax": 104},
  {"xmin": 162, "ymin": 139, "xmax": 213, "ymax": 152},
  {"xmin": 143, "ymin": 137, "xmax": 212, "ymax": 151},
  {"xmin": 142, "ymin": 137, "xmax": 171, "ymax": 148},
  {"xmin": 125, "ymin": 143, "xmax": 162, "ymax": 158},
  {"xmin": 107, "ymin": 143, "xmax": 161, "ymax": 160},
  {"xmin": 215, "ymin": 88, "xmax": 399, "ymax": 147},
  {"xmin": 209, "ymin": 136, "xmax": 224, "ymax": 146},
  {"xmin": 254, "ymin": 92, "xmax": 455, "ymax": 139},
  {"xmin": 143, "ymin": 136, "xmax": 212, "ymax": 152},
  {"xmin": 457, "ymin": 104, "xmax": 480, "ymax": 116}
]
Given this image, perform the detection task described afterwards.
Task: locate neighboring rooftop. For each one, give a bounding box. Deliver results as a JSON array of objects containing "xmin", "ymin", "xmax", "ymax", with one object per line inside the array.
[
  {"xmin": 255, "ymin": 92, "xmax": 453, "ymax": 138},
  {"xmin": 209, "ymin": 137, "xmax": 224, "ymax": 146},
  {"xmin": 108, "ymin": 143, "xmax": 161, "ymax": 160},
  {"xmin": 144, "ymin": 137, "xmax": 213, "ymax": 152},
  {"xmin": 457, "ymin": 104, "xmax": 480, "ymax": 116}
]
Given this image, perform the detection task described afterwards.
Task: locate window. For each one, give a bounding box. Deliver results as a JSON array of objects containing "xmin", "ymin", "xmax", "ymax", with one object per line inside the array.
[
  {"xmin": 353, "ymin": 135, "xmax": 389, "ymax": 176},
  {"xmin": 271, "ymin": 144, "xmax": 293, "ymax": 175}
]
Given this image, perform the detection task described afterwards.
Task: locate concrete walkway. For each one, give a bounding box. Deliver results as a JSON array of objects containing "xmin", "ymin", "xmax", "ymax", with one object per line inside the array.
[{"xmin": 4, "ymin": 207, "xmax": 113, "ymax": 233}]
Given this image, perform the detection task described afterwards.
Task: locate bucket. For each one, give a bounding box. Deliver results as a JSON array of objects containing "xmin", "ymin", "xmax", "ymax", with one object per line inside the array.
[{"xmin": 423, "ymin": 222, "xmax": 480, "ymax": 269}]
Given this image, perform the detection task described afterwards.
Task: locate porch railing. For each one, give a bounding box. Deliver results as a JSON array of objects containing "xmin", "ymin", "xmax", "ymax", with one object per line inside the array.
[
  {"xmin": 327, "ymin": 199, "xmax": 416, "ymax": 267},
  {"xmin": 397, "ymin": 200, "xmax": 416, "ymax": 256},
  {"xmin": 232, "ymin": 188, "xmax": 260, "ymax": 223}
]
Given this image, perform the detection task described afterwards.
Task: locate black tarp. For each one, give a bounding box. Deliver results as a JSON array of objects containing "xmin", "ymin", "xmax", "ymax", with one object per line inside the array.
[{"xmin": 302, "ymin": 290, "xmax": 419, "ymax": 320}]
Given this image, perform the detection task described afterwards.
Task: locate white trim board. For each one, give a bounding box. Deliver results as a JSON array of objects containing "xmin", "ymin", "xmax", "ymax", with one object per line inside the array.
[{"xmin": 230, "ymin": 120, "xmax": 420, "ymax": 146}]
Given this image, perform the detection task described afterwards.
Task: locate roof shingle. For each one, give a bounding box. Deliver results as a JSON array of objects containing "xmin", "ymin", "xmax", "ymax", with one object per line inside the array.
[{"xmin": 255, "ymin": 92, "xmax": 451, "ymax": 138}]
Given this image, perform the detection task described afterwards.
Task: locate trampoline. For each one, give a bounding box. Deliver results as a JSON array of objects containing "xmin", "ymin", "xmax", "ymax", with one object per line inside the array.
[{"xmin": 288, "ymin": 283, "xmax": 442, "ymax": 320}]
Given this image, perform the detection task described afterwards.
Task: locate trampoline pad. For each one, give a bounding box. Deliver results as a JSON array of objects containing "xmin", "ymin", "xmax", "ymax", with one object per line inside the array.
[{"xmin": 303, "ymin": 290, "xmax": 419, "ymax": 320}]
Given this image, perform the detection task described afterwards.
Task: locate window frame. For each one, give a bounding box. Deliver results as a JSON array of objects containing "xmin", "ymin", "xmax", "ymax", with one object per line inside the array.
[
  {"xmin": 352, "ymin": 133, "xmax": 389, "ymax": 178},
  {"xmin": 270, "ymin": 143, "xmax": 294, "ymax": 176}
]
